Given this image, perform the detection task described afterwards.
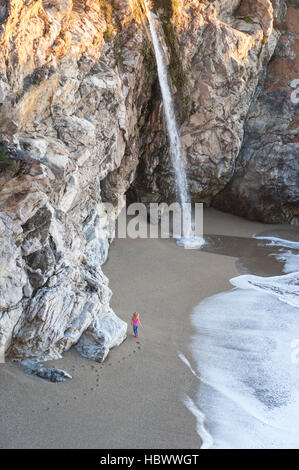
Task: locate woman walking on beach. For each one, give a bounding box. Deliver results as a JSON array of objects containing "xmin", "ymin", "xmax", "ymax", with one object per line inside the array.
[{"xmin": 131, "ymin": 312, "xmax": 143, "ymax": 338}]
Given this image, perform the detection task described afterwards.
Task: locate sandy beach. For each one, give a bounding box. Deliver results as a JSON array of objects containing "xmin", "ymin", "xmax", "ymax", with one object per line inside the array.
[{"xmin": 0, "ymin": 209, "xmax": 285, "ymax": 449}]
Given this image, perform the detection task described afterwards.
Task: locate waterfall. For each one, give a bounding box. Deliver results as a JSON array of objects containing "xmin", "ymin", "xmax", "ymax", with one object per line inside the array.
[{"xmin": 144, "ymin": 2, "xmax": 202, "ymax": 247}]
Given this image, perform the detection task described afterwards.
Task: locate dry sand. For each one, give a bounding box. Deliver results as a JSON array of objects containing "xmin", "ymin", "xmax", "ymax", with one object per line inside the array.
[{"xmin": 0, "ymin": 209, "xmax": 283, "ymax": 449}]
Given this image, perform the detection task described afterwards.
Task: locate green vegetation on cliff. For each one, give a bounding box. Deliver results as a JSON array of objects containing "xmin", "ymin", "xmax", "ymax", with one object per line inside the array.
[{"xmin": 152, "ymin": 0, "xmax": 191, "ymax": 119}]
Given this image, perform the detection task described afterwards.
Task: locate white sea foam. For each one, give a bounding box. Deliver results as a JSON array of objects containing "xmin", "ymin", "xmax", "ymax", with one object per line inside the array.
[
  {"xmin": 191, "ymin": 289, "xmax": 299, "ymax": 448},
  {"xmin": 183, "ymin": 395, "xmax": 214, "ymax": 449},
  {"xmin": 230, "ymin": 271, "xmax": 299, "ymax": 308},
  {"xmin": 190, "ymin": 239, "xmax": 299, "ymax": 449},
  {"xmin": 254, "ymin": 235, "xmax": 299, "ymax": 250},
  {"xmin": 179, "ymin": 353, "xmax": 213, "ymax": 448},
  {"xmin": 275, "ymin": 251, "xmax": 299, "ymax": 273},
  {"xmin": 178, "ymin": 352, "xmax": 200, "ymax": 379}
]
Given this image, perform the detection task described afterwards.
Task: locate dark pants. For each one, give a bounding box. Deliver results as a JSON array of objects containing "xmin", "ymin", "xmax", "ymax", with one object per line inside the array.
[{"xmin": 133, "ymin": 325, "xmax": 138, "ymax": 336}]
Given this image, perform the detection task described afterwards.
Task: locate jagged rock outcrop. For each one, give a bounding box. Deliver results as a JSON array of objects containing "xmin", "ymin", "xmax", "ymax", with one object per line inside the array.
[
  {"xmin": 213, "ymin": 1, "xmax": 299, "ymax": 223},
  {"xmin": 22, "ymin": 360, "xmax": 73, "ymax": 382},
  {"xmin": 0, "ymin": 150, "xmax": 127, "ymax": 363},
  {"xmin": 0, "ymin": 0, "xmax": 296, "ymax": 367}
]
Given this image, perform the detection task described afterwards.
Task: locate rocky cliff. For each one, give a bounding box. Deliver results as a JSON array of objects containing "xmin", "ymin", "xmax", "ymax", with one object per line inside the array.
[
  {"xmin": 129, "ymin": 0, "xmax": 298, "ymax": 226},
  {"xmin": 0, "ymin": 0, "xmax": 150, "ymax": 365},
  {"xmin": 213, "ymin": 1, "xmax": 299, "ymax": 223},
  {"xmin": 0, "ymin": 0, "xmax": 297, "ymax": 368}
]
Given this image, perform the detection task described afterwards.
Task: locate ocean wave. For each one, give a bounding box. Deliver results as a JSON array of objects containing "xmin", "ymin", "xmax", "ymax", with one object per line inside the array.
[
  {"xmin": 183, "ymin": 394, "xmax": 214, "ymax": 449},
  {"xmin": 274, "ymin": 251, "xmax": 299, "ymax": 273},
  {"xmin": 190, "ymin": 288, "xmax": 299, "ymax": 448},
  {"xmin": 254, "ymin": 235, "xmax": 299, "ymax": 275},
  {"xmin": 189, "ymin": 236, "xmax": 299, "ymax": 448},
  {"xmin": 254, "ymin": 235, "xmax": 299, "ymax": 250},
  {"xmin": 230, "ymin": 271, "xmax": 299, "ymax": 308}
]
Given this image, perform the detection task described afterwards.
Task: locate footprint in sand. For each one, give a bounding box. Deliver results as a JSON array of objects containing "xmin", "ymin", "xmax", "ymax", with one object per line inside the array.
[{"xmin": 68, "ymin": 343, "xmax": 143, "ymax": 389}]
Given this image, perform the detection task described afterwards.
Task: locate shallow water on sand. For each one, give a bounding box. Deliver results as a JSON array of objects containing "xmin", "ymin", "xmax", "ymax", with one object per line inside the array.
[{"xmin": 190, "ymin": 228, "xmax": 299, "ymax": 449}]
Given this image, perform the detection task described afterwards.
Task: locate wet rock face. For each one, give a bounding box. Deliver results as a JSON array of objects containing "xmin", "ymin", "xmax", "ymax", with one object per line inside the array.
[
  {"xmin": 133, "ymin": 0, "xmax": 287, "ymax": 206},
  {"xmin": 213, "ymin": 1, "xmax": 299, "ymax": 223},
  {"xmin": 0, "ymin": 0, "xmax": 297, "ymax": 365}
]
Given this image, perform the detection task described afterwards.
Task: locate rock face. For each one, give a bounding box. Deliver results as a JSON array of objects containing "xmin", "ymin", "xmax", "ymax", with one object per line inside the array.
[
  {"xmin": 131, "ymin": 0, "xmax": 291, "ymax": 207},
  {"xmin": 0, "ymin": 0, "xmax": 297, "ymax": 365},
  {"xmin": 22, "ymin": 360, "xmax": 73, "ymax": 382},
  {"xmin": 213, "ymin": 1, "xmax": 299, "ymax": 223},
  {"xmin": 0, "ymin": 148, "xmax": 127, "ymax": 363},
  {"xmin": 0, "ymin": 0, "xmax": 153, "ymax": 363}
]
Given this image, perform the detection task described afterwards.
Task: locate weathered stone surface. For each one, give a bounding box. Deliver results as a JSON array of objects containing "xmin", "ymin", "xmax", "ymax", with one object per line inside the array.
[
  {"xmin": 22, "ymin": 360, "xmax": 73, "ymax": 382},
  {"xmin": 0, "ymin": 143, "xmax": 129, "ymax": 363},
  {"xmin": 0, "ymin": 305, "xmax": 23, "ymax": 364},
  {"xmin": 213, "ymin": 1, "xmax": 299, "ymax": 223},
  {"xmin": 76, "ymin": 309, "xmax": 128, "ymax": 362},
  {"xmin": 11, "ymin": 267, "xmax": 107, "ymax": 360},
  {"xmin": 0, "ymin": 213, "xmax": 26, "ymax": 311},
  {"xmin": 0, "ymin": 156, "xmax": 127, "ymax": 362}
]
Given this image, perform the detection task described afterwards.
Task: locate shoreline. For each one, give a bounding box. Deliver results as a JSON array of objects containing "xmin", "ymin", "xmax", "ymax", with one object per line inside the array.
[
  {"xmin": 191, "ymin": 231, "xmax": 299, "ymax": 448},
  {"xmin": 0, "ymin": 209, "xmax": 286, "ymax": 449}
]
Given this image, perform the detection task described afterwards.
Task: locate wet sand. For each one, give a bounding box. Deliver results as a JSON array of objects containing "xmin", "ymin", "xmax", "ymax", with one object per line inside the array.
[{"xmin": 0, "ymin": 209, "xmax": 285, "ymax": 449}]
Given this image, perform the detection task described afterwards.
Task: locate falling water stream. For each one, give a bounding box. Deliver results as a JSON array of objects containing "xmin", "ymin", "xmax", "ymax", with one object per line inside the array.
[{"xmin": 144, "ymin": 2, "xmax": 202, "ymax": 248}]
